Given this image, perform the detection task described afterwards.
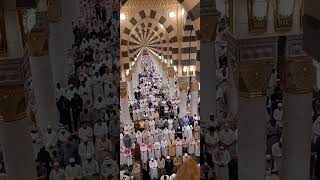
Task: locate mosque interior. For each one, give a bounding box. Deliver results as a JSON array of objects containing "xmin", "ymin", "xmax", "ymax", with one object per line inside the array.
[{"xmin": 0, "ymin": 0, "xmax": 319, "ymax": 180}]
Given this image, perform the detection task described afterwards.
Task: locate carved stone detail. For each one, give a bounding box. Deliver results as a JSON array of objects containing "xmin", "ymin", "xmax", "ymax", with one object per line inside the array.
[
  {"xmin": 48, "ymin": 0, "xmax": 62, "ymax": 22},
  {"xmin": 281, "ymin": 58, "xmax": 313, "ymax": 94},
  {"xmin": 179, "ymin": 79, "xmax": 188, "ymax": 92},
  {"xmin": 238, "ymin": 61, "xmax": 274, "ymax": 98},
  {"xmin": 168, "ymin": 67, "xmax": 175, "ymax": 78},
  {"xmin": 27, "ymin": 28, "xmax": 49, "ymax": 57},
  {"xmin": 190, "ymin": 80, "xmax": 199, "ymax": 91},
  {"xmin": 0, "ymin": 84, "xmax": 26, "ymax": 120},
  {"xmin": 122, "ymin": 0, "xmax": 178, "ymax": 8}
]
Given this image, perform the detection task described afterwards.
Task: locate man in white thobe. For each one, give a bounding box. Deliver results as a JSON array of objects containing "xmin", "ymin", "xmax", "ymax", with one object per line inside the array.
[
  {"xmin": 273, "ymin": 103, "xmax": 283, "ymax": 127},
  {"xmin": 78, "ymin": 137, "xmax": 95, "ymax": 161},
  {"xmin": 149, "ymin": 158, "xmax": 158, "ymax": 180},
  {"xmin": 101, "ymin": 157, "xmax": 119, "ymax": 180},
  {"xmin": 78, "ymin": 123, "xmax": 93, "ymax": 142},
  {"xmin": 271, "ymin": 140, "xmax": 282, "ymax": 175},
  {"xmin": 49, "ymin": 162, "xmax": 64, "ymax": 180},
  {"xmin": 82, "ymin": 154, "xmax": 100, "ymax": 180},
  {"xmin": 65, "ymin": 158, "xmax": 82, "ymax": 180},
  {"xmin": 94, "ymin": 120, "xmax": 108, "ymax": 140},
  {"xmin": 212, "ymin": 146, "xmax": 231, "ymax": 180},
  {"xmin": 43, "ymin": 125, "xmax": 58, "ymax": 155}
]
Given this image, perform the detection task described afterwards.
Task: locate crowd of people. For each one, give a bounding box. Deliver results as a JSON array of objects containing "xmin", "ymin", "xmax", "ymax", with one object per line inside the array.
[
  {"xmin": 28, "ymin": 0, "xmax": 120, "ymax": 179},
  {"xmin": 119, "ymin": 51, "xmax": 201, "ymax": 180}
]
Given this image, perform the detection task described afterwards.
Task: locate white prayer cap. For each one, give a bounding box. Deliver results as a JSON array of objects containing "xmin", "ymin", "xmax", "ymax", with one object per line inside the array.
[
  {"xmin": 277, "ymin": 103, "xmax": 283, "ymax": 107},
  {"xmin": 69, "ymin": 158, "xmax": 75, "ymax": 163},
  {"xmin": 166, "ymin": 156, "xmax": 170, "ymax": 159}
]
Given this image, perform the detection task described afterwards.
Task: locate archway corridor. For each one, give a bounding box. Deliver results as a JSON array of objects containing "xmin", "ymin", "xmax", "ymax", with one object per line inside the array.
[{"xmin": 119, "ymin": 0, "xmax": 200, "ymax": 178}]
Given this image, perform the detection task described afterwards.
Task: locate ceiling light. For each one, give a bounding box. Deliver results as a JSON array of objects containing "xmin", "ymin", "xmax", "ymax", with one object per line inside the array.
[
  {"xmin": 120, "ymin": 13, "xmax": 126, "ymax": 21},
  {"xmin": 169, "ymin": 11, "xmax": 175, "ymax": 19}
]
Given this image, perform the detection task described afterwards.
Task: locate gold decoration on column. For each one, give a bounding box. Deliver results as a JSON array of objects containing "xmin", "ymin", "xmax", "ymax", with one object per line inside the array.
[
  {"xmin": 168, "ymin": 67, "xmax": 175, "ymax": 78},
  {"xmin": 162, "ymin": 63, "xmax": 168, "ymax": 71},
  {"xmin": 0, "ymin": 84, "xmax": 26, "ymax": 121},
  {"xmin": 27, "ymin": 28, "xmax": 49, "ymax": 57},
  {"xmin": 281, "ymin": 58, "xmax": 313, "ymax": 94},
  {"xmin": 120, "ymin": 82, "xmax": 128, "ymax": 98},
  {"xmin": 48, "ymin": 0, "xmax": 62, "ymax": 22},
  {"xmin": 273, "ymin": 0, "xmax": 294, "ymax": 31},
  {"xmin": 201, "ymin": 15, "xmax": 218, "ymax": 43},
  {"xmin": 247, "ymin": 0, "xmax": 268, "ymax": 32},
  {"xmin": 191, "ymin": 80, "xmax": 199, "ymax": 91},
  {"xmin": 179, "ymin": 78, "xmax": 188, "ymax": 92},
  {"xmin": 238, "ymin": 62, "xmax": 273, "ymax": 98}
]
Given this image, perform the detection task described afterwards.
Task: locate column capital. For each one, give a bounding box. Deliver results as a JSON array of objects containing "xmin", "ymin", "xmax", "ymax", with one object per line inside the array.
[
  {"xmin": 48, "ymin": 0, "xmax": 62, "ymax": 22},
  {"xmin": 238, "ymin": 61, "xmax": 274, "ymax": 98},
  {"xmin": 27, "ymin": 28, "xmax": 49, "ymax": 57},
  {"xmin": 0, "ymin": 84, "xmax": 26, "ymax": 119},
  {"xmin": 168, "ymin": 67, "xmax": 175, "ymax": 78},
  {"xmin": 178, "ymin": 78, "xmax": 188, "ymax": 92},
  {"xmin": 200, "ymin": 15, "xmax": 219, "ymax": 43},
  {"xmin": 162, "ymin": 62, "xmax": 168, "ymax": 71},
  {"xmin": 191, "ymin": 80, "xmax": 199, "ymax": 91},
  {"xmin": 281, "ymin": 58, "xmax": 313, "ymax": 94},
  {"xmin": 120, "ymin": 82, "xmax": 127, "ymax": 98}
]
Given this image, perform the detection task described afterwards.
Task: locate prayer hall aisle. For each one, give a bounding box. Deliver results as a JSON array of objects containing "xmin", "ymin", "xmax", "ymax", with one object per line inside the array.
[{"xmin": 119, "ymin": 0, "xmax": 200, "ymax": 179}]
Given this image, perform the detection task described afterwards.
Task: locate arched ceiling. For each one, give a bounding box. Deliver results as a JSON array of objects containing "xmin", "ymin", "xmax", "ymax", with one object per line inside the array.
[{"xmin": 120, "ymin": 0, "xmax": 200, "ymax": 78}]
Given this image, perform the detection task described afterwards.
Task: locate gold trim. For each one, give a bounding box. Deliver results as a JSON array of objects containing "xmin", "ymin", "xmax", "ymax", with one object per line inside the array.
[
  {"xmin": 27, "ymin": 28, "xmax": 49, "ymax": 57},
  {"xmin": 273, "ymin": 0, "xmax": 294, "ymax": 32},
  {"xmin": 48, "ymin": 0, "xmax": 62, "ymax": 22},
  {"xmin": 179, "ymin": 81, "xmax": 188, "ymax": 92},
  {"xmin": 238, "ymin": 61, "xmax": 274, "ymax": 98},
  {"xmin": 201, "ymin": 15, "xmax": 218, "ymax": 43},
  {"xmin": 190, "ymin": 80, "xmax": 199, "ymax": 91},
  {"xmin": 281, "ymin": 58, "xmax": 313, "ymax": 94},
  {"xmin": 247, "ymin": 0, "xmax": 268, "ymax": 33}
]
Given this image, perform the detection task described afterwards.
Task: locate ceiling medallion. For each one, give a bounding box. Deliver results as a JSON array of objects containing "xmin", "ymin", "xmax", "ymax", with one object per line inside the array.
[{"xmin": 123, "ymin": 0, "xmax": 178, "ymax": 8}]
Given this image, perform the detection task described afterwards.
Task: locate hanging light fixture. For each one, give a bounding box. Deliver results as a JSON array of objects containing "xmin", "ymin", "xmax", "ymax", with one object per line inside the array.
[
  {"xmin": 120, "ymin": 13, "xmax": 126, "ymax": 21},
  {"xmin": 168, "ymin": 11, "xmax": 176, "ymax": 19}
]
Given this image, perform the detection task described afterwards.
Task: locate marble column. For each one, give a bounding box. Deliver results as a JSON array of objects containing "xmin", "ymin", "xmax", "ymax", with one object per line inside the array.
[
  {"xmin": 282, "ymin": 58, "xmax": 313, "ymax": 180},
  {"xmin": 179, "ymin": 78, "xmax": 188, "ymax": 118},
  {"xmin": 190, "ymin": 79, "xmax": 199, "ymax": 116},
  {"xmin": 27, "ymin": 28, "xmax": 59, "ymax": 133},
  {"xmin": 0, "ymin": 113, "xmax": 37, "ymax": 180},
  {"xmin": 126, "ymin": 71, "xmax": 134, "ymax": 101},
  {"xmin": 168, "ymin": 67, "xmax": 175, "ymax": 99},
  {"xmin": 200, "ymin": 42, "xmax": 216, "ymax": 126},
  {"xmin": 238, "ymin": 62, "xmax": 273, "ymax": 180},
  {"xmin": 120, "ymin": 82, "xmax": 131, "ymax": 125}
]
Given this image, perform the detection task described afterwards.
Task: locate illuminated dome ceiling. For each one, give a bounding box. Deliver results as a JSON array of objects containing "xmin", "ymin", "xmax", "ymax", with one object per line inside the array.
[{"xmin": 120, "ymin": 0, "xmax": 200, "ymax": 78}]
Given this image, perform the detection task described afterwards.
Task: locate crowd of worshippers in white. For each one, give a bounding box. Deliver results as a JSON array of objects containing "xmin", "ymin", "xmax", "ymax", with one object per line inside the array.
[
  {"xmin": 119, "ymin": 53, "xmax": 200, "ymax": 180},
  {"xmin": 26, "ymin": 0, "xmax": 121, "ymax": 179}
]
